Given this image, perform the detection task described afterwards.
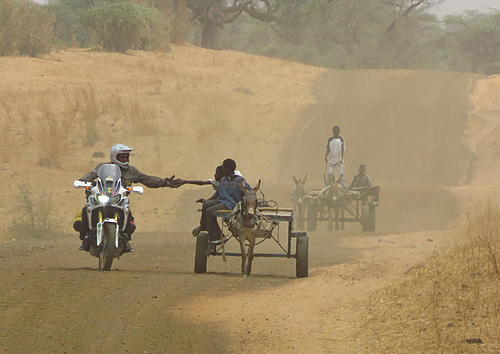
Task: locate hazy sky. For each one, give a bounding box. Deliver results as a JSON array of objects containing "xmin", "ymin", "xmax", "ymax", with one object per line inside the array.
[
  {"xmin": 33, "ymin": 0, "xmax": 500, "ymax": 15},
  {"xmin": 434, "ymin": 0, "xmax": 499, "ymax": 15}
]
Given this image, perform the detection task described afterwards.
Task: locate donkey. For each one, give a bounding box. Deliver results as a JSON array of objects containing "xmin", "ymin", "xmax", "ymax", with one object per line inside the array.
[
  {"xmin": 320, "ymin": 179, "xmax": 346, "ymax": 231},
  {"xmin": 292, "ymin": 175, "xmax": 307, "ymax": 229},
  {"xmin": 233, "ymin": 179, "xmax": 265, "ymax": 276}
]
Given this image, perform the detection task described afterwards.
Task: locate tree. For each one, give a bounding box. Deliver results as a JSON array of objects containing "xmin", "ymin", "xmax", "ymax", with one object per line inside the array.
[
  {"xmin": 0, "ymin": 0, "xmax": 55, "ymax": 57},
  {"xmin": 220, "ymin": 0, "xmax": 446, "ymax": 70},
  {"xmin": 444, "ymin": 11, "xmax": 500, "ymax": 73},
  {"xmin": 186, "ymin": 0, "xmax": 277, "ymax": 49},
  {"xmin": 81, "ymin": 1, "xmax": 167, "ymax": 52}
]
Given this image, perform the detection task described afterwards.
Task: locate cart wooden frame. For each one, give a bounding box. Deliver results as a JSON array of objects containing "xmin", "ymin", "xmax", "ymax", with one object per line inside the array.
[
  {"xmin": 295, "ymin": 190, "xmax": 377, "ymax": 232},
  {"xmin": 194, "ymin": 207, "xmax": 309, "ymax": 278}
]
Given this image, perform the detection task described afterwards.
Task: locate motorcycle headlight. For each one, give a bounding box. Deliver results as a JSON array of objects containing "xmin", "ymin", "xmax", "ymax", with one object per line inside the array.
[
  {"xmin": 97, "ymin": 194, "xmax": 110, "ymax": 204},
  {"xmin": 111, "ymin": 195, "xmax": 121, "ymax": 204}
]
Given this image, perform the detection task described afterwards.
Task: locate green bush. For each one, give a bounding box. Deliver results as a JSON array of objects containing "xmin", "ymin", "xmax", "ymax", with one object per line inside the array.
[
  {"xmin": 81, "ymin": 1, "xmax": 169, "ymax": 52},
  {"xmin": 48, "ymin": 0, "xmax": 100, "ymax": 47},
  {"xmin": 0, "ymin": 0, "xmax": 55, "ymax": 56}
]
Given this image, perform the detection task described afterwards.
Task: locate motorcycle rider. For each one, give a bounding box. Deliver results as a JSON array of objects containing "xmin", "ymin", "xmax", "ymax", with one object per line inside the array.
[{"xmin": 75, "ymin": 144, "xmax": 183, "ymax": 252}]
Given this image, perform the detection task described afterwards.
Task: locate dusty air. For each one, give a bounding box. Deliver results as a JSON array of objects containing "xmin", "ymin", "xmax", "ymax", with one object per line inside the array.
[{"xmin": 1, "ymin": 0, "xmax": 499, "ymax": 353}]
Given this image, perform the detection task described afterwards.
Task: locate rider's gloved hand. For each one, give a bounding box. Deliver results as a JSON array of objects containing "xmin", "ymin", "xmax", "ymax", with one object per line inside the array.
[
  {"xmin": 164, "ymin": 175, "xmax": 174, "ymax": 187},
  {"xmin": 171, "ymin": 178, "xmax": 185, "ymax": 188},
  {"xmin": 164, "ymin": 175, "xmax": 184, "ymax": 188}
]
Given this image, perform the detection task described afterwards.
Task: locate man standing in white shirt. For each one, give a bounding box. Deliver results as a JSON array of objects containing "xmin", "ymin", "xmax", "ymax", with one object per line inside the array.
[{"xmin": 325, "ymin": 125, "xmax": 346, "ymax": 184}]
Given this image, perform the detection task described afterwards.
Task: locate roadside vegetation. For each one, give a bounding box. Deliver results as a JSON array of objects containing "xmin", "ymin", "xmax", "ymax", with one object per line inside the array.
[
  {"xmin": 9, "ymin": 186, "xmax": 58, "ymax": 239},
  {"xmin": 0, "ymin": 0, "xmax": 498, "ymax": 74},
  {"xmin": 0, "ymin": 0, "xmax": 54, "ymax": 56},
  {"xmin": 360, "ymin": 206, "xmax": 500, "ymax": 353}
]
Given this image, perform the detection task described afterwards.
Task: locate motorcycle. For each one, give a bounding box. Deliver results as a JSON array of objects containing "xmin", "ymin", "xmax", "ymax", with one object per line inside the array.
[{"xmin": 73, "ymin": 164, "xmax": 143, "ymax": 271}]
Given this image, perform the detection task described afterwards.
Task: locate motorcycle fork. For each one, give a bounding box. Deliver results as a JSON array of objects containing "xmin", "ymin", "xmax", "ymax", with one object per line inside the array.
[{"xmin": 96, "ymin": 211, "xmax": 120, "ymax": 248}]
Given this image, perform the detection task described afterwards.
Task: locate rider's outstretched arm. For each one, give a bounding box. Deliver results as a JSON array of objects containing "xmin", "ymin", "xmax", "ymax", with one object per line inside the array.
[
  {"xmin": 131, "ymin": 166, "xmax": 179, "ymax": 188},
  {"xmin": 182, "ymin": 180, "xmax": 212, "ymax": 186}
]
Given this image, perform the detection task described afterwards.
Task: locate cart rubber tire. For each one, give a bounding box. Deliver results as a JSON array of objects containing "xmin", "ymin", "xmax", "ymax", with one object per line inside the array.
[
  {"xmin": 194, "ymin": 233, "xmax": 208, "ymax": 274},
  {"xmin": 296, "ymin": 202, "xmax": 305, "ymax": 230},
  {"xmin": 307, "ymin": 203, "xmax": 318, "ymax": 231},
  {"xmin": 296, "ymin": 235, "xmax": 309, "ymax": 278},
  {"xmin": 366, "ymin": 206, "xmax": 376, "ymax": 232},
  {"xmin": 361, "ymin": 205, "xmax": 376, "ymax": 232}
]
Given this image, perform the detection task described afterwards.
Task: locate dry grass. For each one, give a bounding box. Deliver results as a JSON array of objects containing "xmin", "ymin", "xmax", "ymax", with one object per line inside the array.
[
  {"xmin": 9, "ymin": 185, "xmax": 58, "ymax": 239},
  {"xmin": 1, "ymin": 80, "xmax": 162, "ymax": 168},
  {"xmin": 0, "ymin": 97, "xmax": 17, "ymax": 164},
  {"xmin": 36, "ymin": 100, "xmax": 71, "ymax": 168},
  {"xmin": 360, "ymin": 205, "xmax": 500, "ymax": 353}
]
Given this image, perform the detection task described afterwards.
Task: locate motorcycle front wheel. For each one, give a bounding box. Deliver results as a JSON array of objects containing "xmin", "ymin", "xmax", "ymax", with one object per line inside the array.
[{"xmin": 99, "ymin": 223, "xmax": 118, "ymax": 271}]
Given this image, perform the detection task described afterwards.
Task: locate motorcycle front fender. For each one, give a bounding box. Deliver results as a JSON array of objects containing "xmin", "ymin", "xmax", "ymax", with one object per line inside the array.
[{"xmin": 96, "ymin": 219, "xmax": 119, "ymax": 248}]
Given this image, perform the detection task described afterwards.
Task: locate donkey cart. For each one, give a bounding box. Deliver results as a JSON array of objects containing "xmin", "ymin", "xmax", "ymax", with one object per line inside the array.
[
  {"xmin": 194, "ymin": 207, "xmax": 309, "ymax": 278},
  {"xmin": 303, "ymin": 189, "xmax": 377, "ymax": 232},
  {"xmin": 292, "ymin": 183, "xmax": 378, "ymax": 233}
]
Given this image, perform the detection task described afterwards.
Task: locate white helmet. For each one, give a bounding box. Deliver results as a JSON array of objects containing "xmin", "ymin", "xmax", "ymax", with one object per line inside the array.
[{"xmin": 110, "ymin": 144, "xmax": 134, "ymax": 169}]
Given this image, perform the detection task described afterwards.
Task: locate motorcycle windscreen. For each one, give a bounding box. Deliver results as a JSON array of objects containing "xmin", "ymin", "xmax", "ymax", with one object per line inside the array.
[{"xmin": 96, "ymin": 164, "xmax": 122, "ymax": 194}]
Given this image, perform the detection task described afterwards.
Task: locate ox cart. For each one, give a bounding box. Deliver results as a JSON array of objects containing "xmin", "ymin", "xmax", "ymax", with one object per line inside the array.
[
  {"xmin": 294, "ymin": 185, "xmax": 378, "ymax": 232},
  {"xmin": 194, "ymin": 207, "xmax": 309, "ymax": 278}
]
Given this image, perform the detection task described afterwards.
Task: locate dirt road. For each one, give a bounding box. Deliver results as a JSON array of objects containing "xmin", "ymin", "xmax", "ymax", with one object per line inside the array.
[{"xmin": 0, "ymin": 226, "xmax": 449, "ymax": 353}]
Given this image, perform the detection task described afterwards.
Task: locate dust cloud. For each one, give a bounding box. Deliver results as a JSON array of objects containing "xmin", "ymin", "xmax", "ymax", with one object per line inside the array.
[{"xmin": 280, "ymin": 70, "xmax": 476, "ymax": 233}]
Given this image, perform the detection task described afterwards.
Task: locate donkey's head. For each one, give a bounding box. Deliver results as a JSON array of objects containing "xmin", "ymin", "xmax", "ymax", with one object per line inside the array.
[
  {"xmin": 240, "ymin": 179, "xmax": 261, "ymax": 227},
  {"xmin": 292, "ymin": 175, "xmax": 307, "ymax": 203}
]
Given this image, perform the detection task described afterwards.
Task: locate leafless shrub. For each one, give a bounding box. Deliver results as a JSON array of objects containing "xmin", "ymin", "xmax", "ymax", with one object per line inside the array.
[{"xmin": 9, "ymin": 185, "xmax": 58, "ymax": 239}]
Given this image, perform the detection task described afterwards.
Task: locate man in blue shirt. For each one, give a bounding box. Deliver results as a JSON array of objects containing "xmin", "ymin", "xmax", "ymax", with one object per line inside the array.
[{"xmin": 200, "ymin": 158, "xmax": 251, "ymax": 243}]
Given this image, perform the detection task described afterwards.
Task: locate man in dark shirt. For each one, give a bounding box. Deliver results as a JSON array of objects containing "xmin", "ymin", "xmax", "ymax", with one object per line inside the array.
[
  {"xmin": 199, "ymin": 158, "xmax": 251, "ymax": 244},
  {"xmin": 350, "ymin": 164, "xmax": 380, "ymax": 203}
]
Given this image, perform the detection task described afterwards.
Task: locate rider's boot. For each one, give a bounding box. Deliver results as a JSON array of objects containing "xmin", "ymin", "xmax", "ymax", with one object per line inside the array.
[
  {"xmin": 124, "ymin": 240, "xmax": 135, "ymax": 253},
  {"xmin": 123, "ymin": 233, "xmax": 135, "ymax": 253},
  {"xmin": 192, "ymin": 226, "xmax": 202, "ymax": 237},
  {"xmin": 79, "ymin": 236, "xmax": 90, "ymax": 251}
]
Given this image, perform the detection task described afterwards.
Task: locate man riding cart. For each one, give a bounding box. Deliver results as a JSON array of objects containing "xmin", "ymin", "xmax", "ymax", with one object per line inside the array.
[{"xmin": 349, "ymin": 164, "xmax": 380, "ymax": 206}]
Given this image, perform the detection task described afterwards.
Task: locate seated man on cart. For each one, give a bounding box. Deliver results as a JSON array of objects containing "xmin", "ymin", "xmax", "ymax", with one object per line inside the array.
[
  {"xmin": 349, "ymin": 164, "xmax": 380, "ymax": 205},
  {"xmin": 192, "ymin": 158, "xmax": 251, "ymax": 249}
]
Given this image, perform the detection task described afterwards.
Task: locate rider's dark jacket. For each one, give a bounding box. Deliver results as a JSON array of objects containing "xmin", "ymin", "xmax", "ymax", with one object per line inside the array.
[{"xmin": 80, "ymin": 163, "xmax": 168, "ymax": 188}]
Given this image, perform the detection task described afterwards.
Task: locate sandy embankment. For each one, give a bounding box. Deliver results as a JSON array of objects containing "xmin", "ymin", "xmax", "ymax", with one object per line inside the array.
[{"xmin": 0, "ymin": 46, "xmax": 326, "ymax": 242}]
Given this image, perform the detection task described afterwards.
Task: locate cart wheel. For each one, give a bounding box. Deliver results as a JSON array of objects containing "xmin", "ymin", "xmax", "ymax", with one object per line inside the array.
[
  {"xmin": 297, "ymin": 202, "xmax": 305, "ymax": 230},
  {"xmin": 296, "ymin": 235, "xmax": 309, "ymax": 278},
  {"xmin": 194, "ymin": 233, "xmax": 208, "ymax": 274},
  {"xmin": 361, "ymin": 205, "xmax": 376, "ymax": 232},
  {"xmin": 306, "ymin": 202, "xmax": 318, "ymax": 231},
  {"xmin": 367, "ymin": 205, "xmax": 376, "ymax": 232}
]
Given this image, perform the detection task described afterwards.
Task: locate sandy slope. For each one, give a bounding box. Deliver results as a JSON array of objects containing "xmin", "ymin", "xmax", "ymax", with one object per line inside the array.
[
  {"xmin": 0, "ymin": 46, "xmax": 325, "ymax": 240},
  {"xmin": 1, "ymin": 46, "xmax": 500, "ymax": 353}
]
